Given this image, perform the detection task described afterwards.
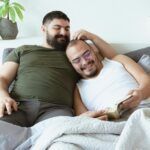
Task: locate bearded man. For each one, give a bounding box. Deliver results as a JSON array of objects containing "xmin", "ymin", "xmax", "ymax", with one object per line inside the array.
[{"xmin": 0, "ymin": 11, "xmax": 116, "ymax": 127}]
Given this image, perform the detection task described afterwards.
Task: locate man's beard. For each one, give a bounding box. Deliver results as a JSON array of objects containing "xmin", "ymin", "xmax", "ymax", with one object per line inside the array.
[{"xmin": 46, "ymin": 32, "xmax": 70, "ymax": 51}]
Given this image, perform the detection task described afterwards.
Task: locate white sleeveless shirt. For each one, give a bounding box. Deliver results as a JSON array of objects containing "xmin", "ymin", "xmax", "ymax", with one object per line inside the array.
[{"xmin": 77, "ymin": 58, "xmax": 139, "ymax": 111}]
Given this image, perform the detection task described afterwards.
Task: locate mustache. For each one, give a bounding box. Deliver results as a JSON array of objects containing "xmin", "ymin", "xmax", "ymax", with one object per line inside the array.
[
  {"xmin": 81, "ymin": 60, "xmax": 94, "ymax": 71},
  {"xmin": 55, "ymin": 34, "xmax": 69, "ymax": 40}
]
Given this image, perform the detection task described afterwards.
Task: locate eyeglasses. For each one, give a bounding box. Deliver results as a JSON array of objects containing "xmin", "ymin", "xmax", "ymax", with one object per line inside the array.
[{"xmin": 72, "ymin": 50, "xmax": 92, "ymax": 64}]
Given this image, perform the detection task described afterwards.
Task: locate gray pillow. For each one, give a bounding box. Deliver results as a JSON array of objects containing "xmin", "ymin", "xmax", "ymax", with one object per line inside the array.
[
  {"xmin": 2, "ymin": 48, "xmax": 15, "ymax": 92},
  {"xmin": 138, "ymin": 54, "xmax": 150, "ymax": 73},
  {"xmin": 2, "ymin": 48, "xmax": 14, "ymax": 63},
  {"xmin": 125, "ymin": 47, "xmax": 150, "ymax": 62}
]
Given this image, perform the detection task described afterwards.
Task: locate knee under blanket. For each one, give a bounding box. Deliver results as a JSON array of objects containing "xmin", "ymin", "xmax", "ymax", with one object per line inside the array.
[{"xmin": 0, "ymin": 108, "xmax": 150, "ymax": 150}]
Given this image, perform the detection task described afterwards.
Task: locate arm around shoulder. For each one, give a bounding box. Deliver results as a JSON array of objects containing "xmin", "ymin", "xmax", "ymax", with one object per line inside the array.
[{"xmin": 72, "ymin": 30, "xmax": 117, "ymax": 59}]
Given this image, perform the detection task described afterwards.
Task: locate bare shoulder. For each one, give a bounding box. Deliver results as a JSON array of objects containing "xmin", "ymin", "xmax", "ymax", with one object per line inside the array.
[
  {"xmin": 111, "ymin": 54, "xmax": 147, "ymax": 75},
  {"xmin": 112, "ymin": 54, "xmax": 129, "ymax": 61},
  {"xmin": 2, "ymin": 61, "xmax": 19, "ymax": 68},
  {"xmin": 0, "ymin": 61, "xmax": 19, "ymax": 75}
]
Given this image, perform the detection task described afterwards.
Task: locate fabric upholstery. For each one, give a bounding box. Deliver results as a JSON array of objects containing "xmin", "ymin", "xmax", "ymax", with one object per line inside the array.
[
  {"xmin": 138, "ymin": 54, "xmax": 150, "ymax": 73},
  {"xmin": 125, "ymin": 47, "xmax": 150, "ymax": 62},
  {"xmin": 2, "ymin": 48, "xmax": 14, "ymax": 63}
]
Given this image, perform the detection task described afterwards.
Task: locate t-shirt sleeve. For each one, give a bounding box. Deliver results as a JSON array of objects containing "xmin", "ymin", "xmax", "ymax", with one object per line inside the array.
[{"xmin": 4, "ymin": 47, "xmax": 21, "ymax": 63}]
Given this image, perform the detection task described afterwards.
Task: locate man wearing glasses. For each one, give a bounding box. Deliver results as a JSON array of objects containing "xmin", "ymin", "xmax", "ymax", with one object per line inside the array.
[{"xmin": 66, "ymin": 30, "xmax": 150, "ymax": 120}]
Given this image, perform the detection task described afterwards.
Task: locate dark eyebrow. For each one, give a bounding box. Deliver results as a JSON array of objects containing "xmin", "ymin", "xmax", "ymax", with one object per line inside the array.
[
  {"xmin": 72, "ymin": 57, "xmax": 80, "ymax": 62},
  {"xmin": 82, "ymin": 49, "xmax": 90, "ymax": 56},
  {"xmin": 53, "ymin": 25, "xmax": 70, "ymax": 28},
  {"xmin": 65, "ymin": 26, "xmax": 70, "ymax": 29}
]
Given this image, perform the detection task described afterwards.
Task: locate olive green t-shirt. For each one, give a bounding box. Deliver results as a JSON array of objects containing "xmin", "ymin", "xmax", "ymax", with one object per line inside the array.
[{"xmin": 5, "ymin": 45, "xmax": 79, "ymax": 107}]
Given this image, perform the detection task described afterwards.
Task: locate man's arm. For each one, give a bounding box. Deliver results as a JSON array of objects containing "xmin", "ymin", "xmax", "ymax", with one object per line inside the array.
[
  {"xmin": 0, "ymin": 62, "xmax": 19, "ymax": 117},
  {"xmin": 74, "ymin": 86, "xmax": 88, "ymax": 115},
  {"xmin": 72, "ymin": 29, "xmax": 117, "ymax": 59},
  {"xmin": 113, "ymin": 54, "xmax": 150, "ymax": 109},
  {"xmin": 74, "ymin": 86, "xmax": 108, "ymax": 120}
]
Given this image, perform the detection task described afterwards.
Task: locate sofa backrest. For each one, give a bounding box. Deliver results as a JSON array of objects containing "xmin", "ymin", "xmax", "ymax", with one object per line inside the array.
[
  {"xmin": 2, "ymin": 47, "xmax": 150, "ymax": 63},
  {"xmin": 125, "ymin": 47, "xmax": 150, "ymax": 62}
]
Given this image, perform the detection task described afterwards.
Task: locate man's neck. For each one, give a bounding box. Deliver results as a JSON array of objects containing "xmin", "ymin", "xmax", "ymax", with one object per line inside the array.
[{"xmin": 42, "ymin": 42, "xmax": 53, "ymax": 49}]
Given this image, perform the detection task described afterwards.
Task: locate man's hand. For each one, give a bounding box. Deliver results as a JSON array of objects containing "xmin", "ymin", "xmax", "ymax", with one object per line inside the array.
[
  {"xmin": 120, "ymin": 89, "xmax": 143, "ymax": 110},
  {"xmin": 72, "ymin": 29, "xmax": 94, "ymax": 41},
  {"xmin": 0, "ymin": 96, "xmax": 18, "ymax": 117},
  {"xmin": 80, "ymin": 110, "xmax": 108, "ymax": 121}
]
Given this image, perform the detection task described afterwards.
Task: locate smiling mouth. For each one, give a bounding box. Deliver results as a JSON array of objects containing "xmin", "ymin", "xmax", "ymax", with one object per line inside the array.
[
  {"xmin": 59, "ymin": 37, "xmax": 65, "ymax": 39},
  {"xmin": 82, "ymin": 65, "xmax": 92, "ymax": 72},
  {"xmin": 82, "ymin": 61, "xmax": 94, "ymax": 70},
  {"xmin": 58, "ymin": 37, "xmax": 67, "ymax": 41}
]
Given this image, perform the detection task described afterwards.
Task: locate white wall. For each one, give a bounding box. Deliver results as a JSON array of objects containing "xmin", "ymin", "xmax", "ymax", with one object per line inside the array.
[{"xmin": 17, "ymin": 0, "xmax": 150, "ymax": 44}]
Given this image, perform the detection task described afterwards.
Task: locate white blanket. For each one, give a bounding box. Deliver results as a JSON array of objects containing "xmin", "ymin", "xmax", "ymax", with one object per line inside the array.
[
  {"xmin": 116, "ymin": 108, "xmax": 150, "ymax": 150},
  {"xmin": 0, "ymin": 108, "xmax": 150, "ymax": 150},
  {"xmin": 31, "ymin": 116, "xmax": 124, "ymax": 150}
]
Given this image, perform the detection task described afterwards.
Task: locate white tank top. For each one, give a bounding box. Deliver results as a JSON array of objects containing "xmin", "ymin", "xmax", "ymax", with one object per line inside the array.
[{"xmin": 77, "ymin": 58, "xmax": 139, "ymax": 111}]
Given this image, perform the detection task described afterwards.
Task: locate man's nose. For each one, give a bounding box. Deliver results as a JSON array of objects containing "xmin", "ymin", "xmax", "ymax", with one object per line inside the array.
[
  {"xmin": 81, "ymin": 57, "xmax": 88, "ymax": 66},
  {"xmin": 60, "ymin": 28, "xmax": 67, "ymax": 35}
]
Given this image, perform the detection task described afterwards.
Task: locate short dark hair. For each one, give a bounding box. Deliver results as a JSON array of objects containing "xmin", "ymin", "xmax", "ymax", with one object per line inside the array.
[{"xmin": 42, "ymin": 10, "xmax": 70, "ymax": 25}]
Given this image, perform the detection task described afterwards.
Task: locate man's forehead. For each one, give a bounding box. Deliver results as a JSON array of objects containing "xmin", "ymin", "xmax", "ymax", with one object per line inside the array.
[
  {"xmin": 75, "ymin": 41, "xmax": 91, "ymax": 51},
  {"xmin": 68, "ymin": 43, "xmax": 89, "ymax": 59}
]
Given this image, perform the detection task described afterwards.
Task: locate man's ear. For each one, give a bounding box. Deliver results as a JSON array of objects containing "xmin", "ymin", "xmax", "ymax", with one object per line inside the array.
[
  {"xmin": 41, "ymin": 25, "xmax": 46, "ymax": 33},
  {"xmin": 90, "ymin": 44, "xmax": 103, "ymax": 61}
]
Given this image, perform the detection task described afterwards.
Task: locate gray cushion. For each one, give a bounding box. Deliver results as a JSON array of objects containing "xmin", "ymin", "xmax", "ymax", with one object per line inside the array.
[
  {"xmin": 2, "ymin": 48, "xmax": 14, "ymax": 63},
  {"xmin": 125, "ymin": 47, "xmax": 150, "ymax": 62},
  {"xmin": 138, "ymin": 54, "xmax": 150, "ymax": 73},
  {"xmin": 2, "ymin": 48, "xmax": 15, "ymax": 92}
]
